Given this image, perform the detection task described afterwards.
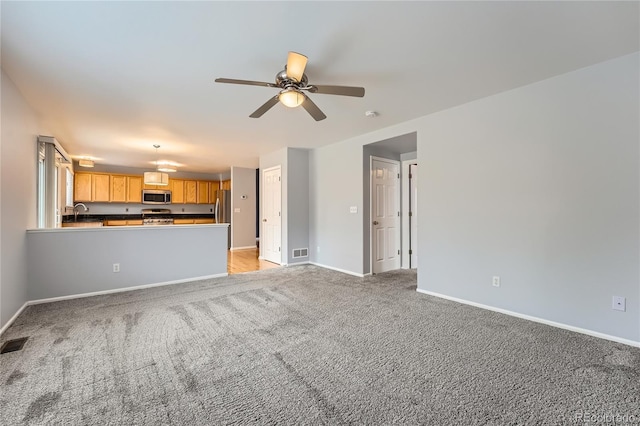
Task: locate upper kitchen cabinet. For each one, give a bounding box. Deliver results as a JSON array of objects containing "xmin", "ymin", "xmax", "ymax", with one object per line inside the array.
[
  {"xmin": 221, "ymin": 180, "xmax": 231, "ymax": 190},
  {"xmin": 197, "ymin": 181, "xmax": 210, "ymax": 204},
  {"xmin": 74, "ymin": 172, "xmax": 92, "ymax": 201},
  {"xmin": 75, "ymin": 172, "xmax": 110, "ymax": 202},
  {"xmin": 184, "ymin": 180, "xmax": 197, "ymax": 204},
  {"xmin": 170, "ymin": 179, "xmax": 185, "ymax": 204},
  {"xmin": 113, "ymin": 175, "xmax": 143, "ymax": 203}
]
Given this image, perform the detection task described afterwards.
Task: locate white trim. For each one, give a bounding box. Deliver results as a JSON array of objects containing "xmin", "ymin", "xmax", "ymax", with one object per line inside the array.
[
  {"xmin": 401, "ymin": 159, "xmax": 417, "ymax": 269},
  {"xmin": 416, "ymin": 289, "xmax": 640, "ymax": 348},
  {"xmin": 309, "ymin": 262, "xmax": 365, "ymax": 277},
  {"xmin": 230, "ymin": 245, "xmax": 257, "ymax": 251},
  {"xmin": 29, "ymin": 274, "xmax": 228, "ymax": 305},
  {"xmin": 0, "ymin": 274, "xmax": 230, "ymax": 336},
  {"xmin": 0, "ymin": 302, "xmax": 29, "ymax": 336}
]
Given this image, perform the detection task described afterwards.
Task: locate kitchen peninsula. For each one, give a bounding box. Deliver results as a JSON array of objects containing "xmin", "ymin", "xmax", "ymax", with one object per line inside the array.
[{"xmin": 26, "ymin": 223, "xmax": 229, "ymax": 302}]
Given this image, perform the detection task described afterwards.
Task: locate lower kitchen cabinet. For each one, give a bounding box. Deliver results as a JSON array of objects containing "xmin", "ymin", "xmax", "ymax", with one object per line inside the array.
[{"xmin": 104, "ymin": 220, "xmax": 143, "ymax": 226}]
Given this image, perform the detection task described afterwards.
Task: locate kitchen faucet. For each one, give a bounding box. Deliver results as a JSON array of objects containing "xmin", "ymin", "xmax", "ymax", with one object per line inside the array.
[{"xmin": 73, "ymin": 203, "xmax": 88, "ymax": 222}]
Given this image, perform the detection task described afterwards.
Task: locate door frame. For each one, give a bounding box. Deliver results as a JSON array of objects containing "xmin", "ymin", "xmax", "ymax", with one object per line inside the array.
[
  {"xmin": 369, "ymin": 155, "xmax": 401, "ymax": 274},
  {"xmin": 401, "ymin": 159, "xmax": 418, "ymax": 269},
  {"xmin": 260, "ymin": 165, "xmax": 282, "ymax": 265}
]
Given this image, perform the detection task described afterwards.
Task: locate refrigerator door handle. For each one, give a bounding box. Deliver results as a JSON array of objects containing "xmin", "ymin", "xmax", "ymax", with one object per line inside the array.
[{"xmin": 215, "ymin": 198, "xmax": 220, "ymax": 224}]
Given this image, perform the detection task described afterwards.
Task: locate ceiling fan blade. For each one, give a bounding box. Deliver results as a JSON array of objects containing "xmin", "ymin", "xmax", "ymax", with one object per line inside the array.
[
  {"xmin": 215, "ymin": 78, "xmax": 277, "ymax": 88},
  {"xmin": 301, "ymin": 94, "xmax": 327, "ymax": 121},
  {"xmin": 286, "ymin": 52, "xmax": 308, "ymax": 82},
  {"xmin": 307, "ymin": 85, "xmax": 365, "ymax": 97},
  {"xmin": 249, "ymin": 95, "xmax": 280, "ymax": 118}
]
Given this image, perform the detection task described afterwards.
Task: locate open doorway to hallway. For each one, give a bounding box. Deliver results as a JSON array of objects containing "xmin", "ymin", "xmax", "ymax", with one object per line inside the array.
[{"xmin": 363, "ymin": 132, "xmax": 417, "ymax": 275}]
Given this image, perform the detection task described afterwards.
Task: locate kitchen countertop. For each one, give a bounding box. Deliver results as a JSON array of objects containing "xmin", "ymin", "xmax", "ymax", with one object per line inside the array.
[{"xmin": 62, "ymin": 213, "xmax": 216, "ymax": 223}]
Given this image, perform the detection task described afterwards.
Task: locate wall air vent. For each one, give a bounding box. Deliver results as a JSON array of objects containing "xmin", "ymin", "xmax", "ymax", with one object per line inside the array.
[{"xmin": 292, "ymin": 248, "xmax": 309, "ymax": 258}]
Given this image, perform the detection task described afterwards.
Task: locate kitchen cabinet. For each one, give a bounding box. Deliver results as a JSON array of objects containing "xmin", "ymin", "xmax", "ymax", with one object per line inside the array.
[
  {"xmin": 74, "ymin": 172, "xmax": 92, "ymax": 202},
  {"xmin": 170, "ymin": 179, "xmax": 185, "ymax": 204},
  {"xmin": 110, "ymin": 175, "xmax": 127, "ymax": 202},
  {"xmin": 93, "ymin": 174, "xmax": 110, "ymax": 202},
  {"xmin": 197, "ymin": 181, "xmax": 210, "ymax": 204},
  {"xmin": 221, "ymin": 180, "xmax": 231, "ymax": 190},
  {"xmin": 105, "ymin": 219, "xmax": 143, "ymax": 226},
  {"xmin": 174, "ymin": 218, "xmax": 215, "ymax": 225},
  {"xmin": 127, "ymin": 176, "xmax": 143, "ymax": 203},
  {"xmin": 184, "ymin": 180, "xmax": 197, "ymax": 204}
]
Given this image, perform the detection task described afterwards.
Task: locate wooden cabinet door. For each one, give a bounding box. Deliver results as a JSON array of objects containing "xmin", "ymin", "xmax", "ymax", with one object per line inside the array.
[
  {"xmin": 197, "ymin": 181, "xmax": 210, "ymax": 204},
  {"xmin": 221, "ymin": 180, "xmax": 231, "ymax": 190},
  {"xmin": 74, "ymin": 172, "xmax": 92, "ymax": 202},
  {"xmin": 92, "ymin": 174, "xmax": 110, "ymax": 202},
  {"xmin": 170, "ymin": 179, "xmax": 185, "ymax": 204},
  {"xmin": 110, "ymin": 175, "xmax": 127, "ymax": 202},
  {"xmin": 209, "ymin": 181, "xmax": 220, "ymax": 202},
  {"xmin": 173, "ymin": 218, "xmax": 195, "ymax": 225},
  {"xmin": 184, "ymin": 180, "xmax": 197, "ymax": 204},
  {"xmin": 194, "ymin": 218, "xmax": 214, "ymax": 224},
  {"xmin": 127, "ymin": 176, "xmax": 143, "ymax": 203}
]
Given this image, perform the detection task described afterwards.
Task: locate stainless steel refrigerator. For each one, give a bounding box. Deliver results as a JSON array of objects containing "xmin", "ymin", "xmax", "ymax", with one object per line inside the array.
[{"xmin": 214, "ymin": 189, "xmax": 231, "ymax": 248}]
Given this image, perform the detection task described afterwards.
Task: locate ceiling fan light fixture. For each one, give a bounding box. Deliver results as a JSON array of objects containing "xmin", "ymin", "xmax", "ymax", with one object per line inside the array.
[{"xmin": 279, "ymin": 89, "xmax": 304, "ymax": 108}]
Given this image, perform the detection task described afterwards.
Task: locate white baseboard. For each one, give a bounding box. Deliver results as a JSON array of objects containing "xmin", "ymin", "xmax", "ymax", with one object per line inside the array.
[
  {"xmin": 0, "ymin": 302, "xmax": 29, "ymax": 336},
  {"xmin": 0, "ymin": 273, "xmax": 228, "ymax": 336},
  {"xmin": 416, "ymin": 289, "xmax": 640, "ymax": 348},
  {"xmin": 230, "ymin": 245, "xmax": 257, "ymax": 251},
  {"xmin": 308, "ymin": 262, "xmax": 364, "ymax": 277}
]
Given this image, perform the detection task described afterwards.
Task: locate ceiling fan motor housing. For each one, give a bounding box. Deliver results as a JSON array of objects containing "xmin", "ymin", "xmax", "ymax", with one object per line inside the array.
[{"xmin": 276, "ymin": 69, "xmax": 308, "ymax": 87}]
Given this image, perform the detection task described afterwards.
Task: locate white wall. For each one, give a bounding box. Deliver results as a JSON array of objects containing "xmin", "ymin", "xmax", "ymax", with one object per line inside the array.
[
  {"xmin": 0, "ymin": 70, "xmax": 43, "ymax": 328},
  {"xmin": 308, "ymin": 53, "xmax": 639, "ymax": 343},
  {"xmin": 230, "ymin": 166, "xmax": 257, "ymax": 249},
  {"xmin": 27, "ymin": 225, "xmax": 228, "ymax": 300}
]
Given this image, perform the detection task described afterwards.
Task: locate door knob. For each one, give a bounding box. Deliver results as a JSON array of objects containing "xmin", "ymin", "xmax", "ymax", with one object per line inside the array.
[
  {"xmin": 263, "ymin": 219, "xmax": 267, "ymax": 222},
  {"xmin": 373, "ymin": 221, "xmax": 379, "ymax": 225}
]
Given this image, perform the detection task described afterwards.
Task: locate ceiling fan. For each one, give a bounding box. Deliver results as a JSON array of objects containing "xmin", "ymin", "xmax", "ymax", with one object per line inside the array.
[{"xmin": 215, "ymin": 52, "xmax": 365, "ymax": 121}]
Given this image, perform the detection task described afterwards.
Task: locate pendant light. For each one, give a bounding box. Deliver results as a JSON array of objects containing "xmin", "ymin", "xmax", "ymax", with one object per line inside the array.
[{"xmin": 143, "ymin": 145, "xmax": 169, "ymax": 186}]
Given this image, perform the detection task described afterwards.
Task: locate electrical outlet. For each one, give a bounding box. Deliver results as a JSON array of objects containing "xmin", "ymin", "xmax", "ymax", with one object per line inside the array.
[
  {"xmin": 612, "ymin": 296, "xmax": 626, "ymax": 312},
  {"xmin": 350, "ymin": 206, "xmax": 358, "ymax": 213},
  {"xmin": 113, "ymin": 263, "xmax": 120, "ymax": 273},
  {"xmin": 492, "ymin": 276, "xmax": 500, "ymax": 287}
]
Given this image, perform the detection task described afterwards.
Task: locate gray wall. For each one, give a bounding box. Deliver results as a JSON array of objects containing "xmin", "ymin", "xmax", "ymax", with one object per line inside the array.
[
  {"xmin": 27, "ymin": 225, "xmax": 228, "ymax": 300},
  {"xmin": 1, "ymin": 70, "xmax": 42, "ymax": 328},
  {"xmin": 230, "ymin": 166, "xmax": 257, "ymax": 249},
  {"xmin": 308, "ymin": 52, "xmax": 639, "ymax": 343},
  {"xmin": 287, "ymin": 148, "xmax": 310, "ymax": 265},
  {"xmin": 416, "ymin": 53, "xmax": 639, "ymax": 342}
]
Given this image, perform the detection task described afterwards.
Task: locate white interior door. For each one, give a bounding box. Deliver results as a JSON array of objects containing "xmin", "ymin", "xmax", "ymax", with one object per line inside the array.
[
  {"xmin": 262, "ymin": 166, "xmax": 281, "ymax": 264},
  {"xmin": 372, "ymin": 157, "xmax": 401, "ymax": 273},
  {"xmin": 409, "ymin": 164, "xmax": 418, "ymax": 269}
]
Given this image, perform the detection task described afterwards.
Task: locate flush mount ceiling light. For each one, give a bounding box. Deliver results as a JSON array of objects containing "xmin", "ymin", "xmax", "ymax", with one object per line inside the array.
[
  {"xmin": 78, "ymin": 158, "xmax": 94, "ymax": 167},
  {"xmin": 143, "ymin": 145, "xmax": 169, "ymax": 186},
  {"xmin": 157, "ymin": 162, "xmax": 177, "ymax": 173}
]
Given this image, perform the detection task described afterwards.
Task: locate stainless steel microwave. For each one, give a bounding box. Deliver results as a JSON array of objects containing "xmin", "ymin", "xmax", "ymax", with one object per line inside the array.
[{"xmin": 142, "ymin": 189, "xmax": 171, "ymax": 204}]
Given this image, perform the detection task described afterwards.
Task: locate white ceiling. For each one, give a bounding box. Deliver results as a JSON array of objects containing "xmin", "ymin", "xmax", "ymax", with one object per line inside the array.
[{"xmin": 2, "ymin": 1, "xmax": 638, "ymax": 174}]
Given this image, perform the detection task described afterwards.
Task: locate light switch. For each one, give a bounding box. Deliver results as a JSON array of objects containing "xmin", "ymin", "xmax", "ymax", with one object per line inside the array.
[
  {"xmin": 350, "ymin": 206, "xmax": 358, "ymax": 213},
  {"xmin": 234, "ymin": 208, "xmax": 241, "ymax": 213}
]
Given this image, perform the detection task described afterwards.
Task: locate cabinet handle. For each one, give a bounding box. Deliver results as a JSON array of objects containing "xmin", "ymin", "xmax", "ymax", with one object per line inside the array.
[{"xmin": 262, "ymin": 219, "xmax": 267, "ymax": 222}]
